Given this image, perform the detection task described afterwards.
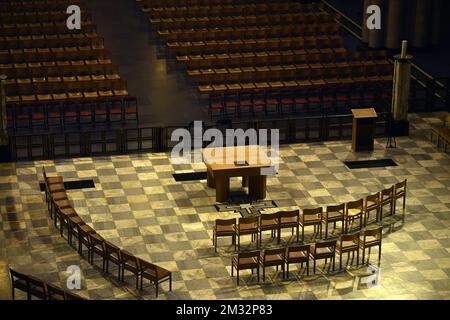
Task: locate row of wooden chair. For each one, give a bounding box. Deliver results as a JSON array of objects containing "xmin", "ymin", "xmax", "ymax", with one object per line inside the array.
[
  {"xmin": 138, "ymin": 0, "xmax": 306, "ymax": 9},
  {"xmin": 7, "ymin": 96, "xmax": 138, "ymax": 130},
  {"xmin": 180, "ymin": 49, "xmax": 388, "ymax": 70},
  {"xmin": 231, "ymin": 227, "xmax": 382, "ymax": 284},
  {"xmin": 150, "ymin": 12, "xmax": 336, "ymax": 30},
  {"xmin": 214, "ymin": 180, "xmax": 406, "ymax": 251},
  {"xmin": 0, "ymin": 33, "xmax": 103, "ymax": 49},
  {"xmin": 157, "ymin": 22, "xmax": 341, "ymax": 42},
  {"xmin": 9, "ymin": 268, "xmax": 85, "ymax": 300},
  {"xmin": 42, "ymin": 167, "xmax": 172, "ymax": 297},
  {"xmin": 0, "ymin": 45, "xmax": 109, "ymax": 63},
  {"xmin": 189, "ymin": 61, "xmax": 392, "ymax": 85},
  {"xmin": 0, "ymin": 11, "xmax": 91, "ymax": 24},
  {"xmin": 207, "ymin": 83, "xmax": 388, "ymax": 117},
  {"xmin": 0, "ymin": 0, "xmax": 81, "ymax": 12},
  {"xmin": 0, "ymin": 21, "xmax": 96, "ymax": 35},
  {"xmin": 168, "ymin": 35, "xmax": 344, "ymax": 56},
  {"xmin": 1, "ymin": 61, "xmax": 119, "ymax": 79},
  {"xmin": 140, "ymin": 0, "xmax": 324, "ymax": 16},
  {"xmin": 5, "ymin": 78, "xmax": 126, "ymax": 97}
]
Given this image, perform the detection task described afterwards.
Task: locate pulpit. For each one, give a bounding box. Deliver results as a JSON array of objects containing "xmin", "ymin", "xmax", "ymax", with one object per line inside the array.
[{"xmin": 351, "ymin": 108, "xmax": 378, "ymax": 152}]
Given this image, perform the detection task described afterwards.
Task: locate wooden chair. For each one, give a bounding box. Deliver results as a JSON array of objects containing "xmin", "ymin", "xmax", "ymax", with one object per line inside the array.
[
  {"xmin": 336, "ymin": 232, "xmax": 360, "ymax": 270},
  {"xmin": 258, "ymin": 212, "xmax": 279, "ymax": 246},
  {"xmin": 87, "ymin": 232, "xmax": 106, "ymax": 270},
  {"xmin": 380, "ymin": 186, "xmax": 394, "ymax": 220},
  {"xmin": 231, "ymin": 250, "xmax": 260, "ymax": 285},
  {"xmin": 120, "ymin": 249, "xmax": 141, "ymax": 289},
  {"xmin": 344, "ymin": 199, "xmax": 364, "ymax": 233},
  {"xmin": 278, "ymin": 210, "xmax": 300, "ymax": 243},
  {"xmin": 27, "ymin": 275, "xmax": 48, "ymax": 300},
  {"xmin": 9, "ymin": 268, "xmax": 30, "ymax": 300},
  {"xmin": 364, "ymin": 192, "xmax": 380, "ymax": 225},
  {"xmin": 78, "ymin": 222, "xmax": 97, "ymax": 256},
  {"xmin": 213, "ymin": 218, "xmax": 236, "ymax": 252},
  {"xmin": 300, "ymin": 207, "xmax": 322, "ymax": 242},
  {"xmin": 309, "ymin": 240, "xmax": 336, "ymax": 274},
  {"xmin": 46, "ymin": 283, "xmax": 66, "ymax": 300},
  {"xmin": 360, "ymin": 226, "xmax": 382, "ymax": 265},
  {"xmin": 322, "ymin": 204, "xmax": 344, "ymax": 239},
  {"xmin": 393, "ymin": 179, "xmax": 407, "ymax": 213},
  {"xmin": 64, "ymin": 291, "xmax": 86, "ymax": 300},
  {"xmin": 54, "ymin": 201, "xmax": 78, "ymax": 232},
  {"xmin": 67, "ymin": 216, "xmax": 90, "ymax": 247},
  {"xmin": 104, "ymin": 241, "xmax": 122, "ymax": 281},
  {"xmin": 42, "ymin": 166, "xmax": 64, "ymax": 205},
  {"xmin": 139, "ymin": 259, "xmax": 172, "ymax": 297},
  {"xmin": 285, "ymin": 245, "xmax": 310, "ymax": 278},
  {"xmin": 258, "ymin": 248, "xmax": 286, "ymax": 283},
  {"xmin": 235, "ymin": 216, "xmax": 259, "ymax": 251}
]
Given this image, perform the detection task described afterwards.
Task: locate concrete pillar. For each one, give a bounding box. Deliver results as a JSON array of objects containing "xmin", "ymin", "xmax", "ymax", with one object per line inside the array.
[
  {"xmin": 430, "ymin": 0, "xmax": 444, "ymax": 46},
  {"xmin": 391, "ymin": 41, "xmax": 412, "ymax": 136},
  {"xmin": 0, "ymin": 74, "xmax": 8, "ymax": 147},
  {"xmin": 411, "ymin": 0, "xmax": 432, "ymax": 48},
  {"xmin": 385, "ymin": 0, "xmax": 407, "ymax": 49}
]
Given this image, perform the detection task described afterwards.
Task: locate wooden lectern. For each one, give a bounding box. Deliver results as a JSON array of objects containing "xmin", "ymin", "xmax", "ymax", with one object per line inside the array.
[{"xmin": 351, "ymin": 108, "xmax": 378, "ymax": 152}]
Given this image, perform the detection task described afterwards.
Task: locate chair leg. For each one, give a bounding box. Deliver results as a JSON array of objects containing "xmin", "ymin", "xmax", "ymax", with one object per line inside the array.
[
  {"xmin": 333, "ymin": 256, "xmax": 335, "ymax": 271},
  {"xmin": 169, "ymin": 274, "xmax": 172, "ymax": 291},
  {"xmin": 306, "ymin": 261, "xmax": 309, "ymax": 276},
  {"xmin": 339, "ymin": 253, "xmax": 342, "ymax": 270},
  {"xmin": 313, "ymin": 260, "xmax": 316, "ymax": 274},
  {"xmin": 237, "ymin": 269, "xmax": 239, "ymax": 285}
]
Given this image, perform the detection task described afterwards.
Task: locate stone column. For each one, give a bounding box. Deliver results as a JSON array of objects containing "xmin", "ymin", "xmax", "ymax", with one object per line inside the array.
[
  {"xmin": 391, "ymin": 41, "xmax": 412, "ymax": 136},
  {"xmin": 411, "ymin": 0, "xmax": 432, "ymax": 48},
  {"xmin": 385, "ymin": 0, "xmax": 407, "ymax": 50},
  {"xmin": 0, "ymin": 74, "xmax": 8, "ymax": 146}
]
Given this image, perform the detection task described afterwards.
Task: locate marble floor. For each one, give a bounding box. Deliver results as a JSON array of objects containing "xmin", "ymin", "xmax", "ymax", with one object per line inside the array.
[{"xmin": 0, "ymin": 113, "xmax": 449, "ymax": 300}]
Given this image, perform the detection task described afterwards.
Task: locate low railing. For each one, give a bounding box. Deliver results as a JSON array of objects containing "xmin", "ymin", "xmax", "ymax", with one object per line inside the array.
[{"xmin": 9, "ymin": 112, "xmax": 390, "ymax": 161}]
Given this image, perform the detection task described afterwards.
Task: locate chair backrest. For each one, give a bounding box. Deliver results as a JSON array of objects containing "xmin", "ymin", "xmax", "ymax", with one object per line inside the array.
[
  {"xmin": 263, "ymin": 248, "xmax": 286, "ymax": 260},
  {"xmin": 314, "ymin": 240, "xmax": 337, "ymax": 253},
  {"xmin": 215, "ymin": 218, "xmax": 236, "ymax": 228},
  {"xmin": 278, "ymin": 209, "xmax": 299, "ymax": 221},
  {"xmin": 238, "ymin": 216, "xmax": 259, "ymax": 230},
  {"xmin": 139, "ymin": 258, "xmax": 159, "ymax": 277},
  {"xmin": 88, "ymin": 232, "xmax": 104, "ymax": 249},
  {"xmin": 347, "ymin": 199, "xmax": 363, "ymax": 210},
  {"xmin": 27, "ymin": 275, "xmax": 47, "ymax": 298},
  {"xmin": 68, "ymin": 215, "xmax": 81, "ymax": 229},
  {"xmin": 394, "ymin": 179, "xmax": 407, "ymax": 193},
  {"xmin": 42, "ymin": 166, "xmax": 48, "ymax": 181},
  {"xmin": 9, "ymin": 268, "xmax": 29, "ymax": 284},
  {"xmin": 46, "ymin": 283, "xmax": 65, "ymax": 300},
  {"xmin": 326, "ymin": 203, "xmax": 345, "ymax": 214},
  {"xmin": 104, "ymin": 241, "xmax": 121, "ymax": 256},
  {"xmin": 238, "ymin": 250, "xmax": 260, "ymax": 262},
  {"xmin": 303, "ymin": 207, "xmax": 322, "ymax": 217},
  {"xmin": 381, "ymin": 186, "xmax": 394, "ymax": 198},
  {"xmin": 120, "ymin": 249, "xmax": 139, "ymax": 266},
  {"xmin": 362, "ymin": 226, "xmax": 383, "ymax": 239},
  {"xmin": 340, "ymin": 232, "xmax": 360, "ymax": 242},
  {"xmin": 366, "ymin": 192, "xmax": 380, "ymax": 204},
  {"xmin": 260, "ymin": 212, "xmax": 279, "ymax": 222},
  {"xmin": 287, "ymin": 244, "xmax": 310, "ymax": 256}
]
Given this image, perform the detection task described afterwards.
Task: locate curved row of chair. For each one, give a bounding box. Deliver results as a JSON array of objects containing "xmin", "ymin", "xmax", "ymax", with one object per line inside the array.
[
  {"xmin": 231, "ymin": 227, "xmax": 383, "ymax": 285},
  {"xmin": 0, "ymin": 21, "xmax": 96, "ymax": 36},
  {"xmin": 140, "ymin": 1, "xmax": 324, "ymax": 17},
  {"xmin": 0, "ymin": 0, "xmax": 81, "ymax": 12},
  {"xmin": 42, "ymin": 167, "xmax": 172, "ymax": 297},
  {"xmin": 0, "ymin": 10, "xmax": 91, "ymax": 24},
  {"xmin": 9, "ymin": 268, "xmax": 85, "ymax": 300},
  {"xmin": 214, "ymin": 179, "xmax": 407, "ymax": 251}
]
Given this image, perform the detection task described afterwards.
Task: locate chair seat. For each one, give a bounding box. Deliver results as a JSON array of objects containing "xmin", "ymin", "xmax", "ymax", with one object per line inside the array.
[
  {"xmin": 361, "ymin": 236, "xmax": 381, "ymax": 246},
  {"xmin": 142, "ymin": 266, "xmax": 171, "ymax": 280},
  {"xmin": 234, "ymin": 257, "xmax": 258, "ymax": 269},
  {"xmin": 288, "ymin": 251, "xmax": 307, "ymax": 260},
  {"xmin": 80, "ymin": 224, "xmax": 95, "ymax": 234},
  {"xmin": 47, "ymin": 176, "xmax": 63, "ymax": 184},
  {"xmin": 347, "ymin": 209, "xmax": 362, "ymax": 217},
  {"xmin": 302, "ymin": 215, "xmax": 321, "ymax": 224},
  {"xmin": 263, "ymin": 254, "xmax": 284, "ymax": 264},
  {"xmin": 260, "ymin": 219, "xmax": 278, "ymax": 228}
]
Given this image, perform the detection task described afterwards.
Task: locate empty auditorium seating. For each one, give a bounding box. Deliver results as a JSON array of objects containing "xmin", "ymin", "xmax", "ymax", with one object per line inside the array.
[
  {"xmin": 1, "ymin": 0, "xmax": 138, "ymax": 130},
  {"xmin": 136, "ymin": 0, "xmax": 393, "ymax": 119}
]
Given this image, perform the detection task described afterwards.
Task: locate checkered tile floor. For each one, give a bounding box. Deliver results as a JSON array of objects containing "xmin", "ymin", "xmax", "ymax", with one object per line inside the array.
[{"xmin": 1, "ymin": 112, "xmax": 449, "ymax": 300}]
